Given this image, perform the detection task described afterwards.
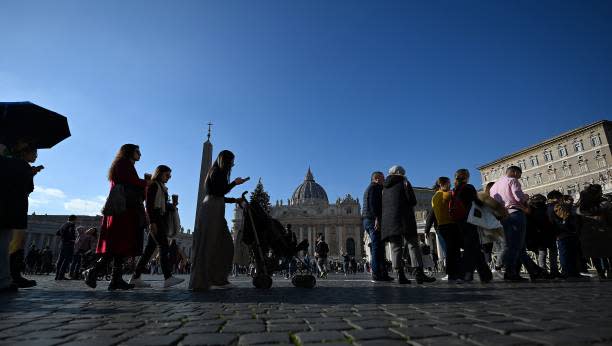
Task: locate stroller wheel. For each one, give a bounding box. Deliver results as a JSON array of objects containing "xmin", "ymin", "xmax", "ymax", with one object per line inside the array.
[
  {"xmin": 253, "ymin": 275, "xmax": 273, "ymax": 289},
  {"xmin": 292, "ymin": 274, "xmax": 316, "ymax": 288}
]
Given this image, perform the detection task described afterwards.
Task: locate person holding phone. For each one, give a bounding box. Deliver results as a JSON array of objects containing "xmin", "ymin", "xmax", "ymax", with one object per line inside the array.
[{"xmin": 189, "ymin": 150, "xmax": 249, "ymax": 291}]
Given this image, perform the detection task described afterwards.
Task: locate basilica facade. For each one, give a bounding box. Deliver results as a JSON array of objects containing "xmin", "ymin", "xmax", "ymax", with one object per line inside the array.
[{"xmin": 233, "ymin": 168, "xmax": 363, "ymax": 260}]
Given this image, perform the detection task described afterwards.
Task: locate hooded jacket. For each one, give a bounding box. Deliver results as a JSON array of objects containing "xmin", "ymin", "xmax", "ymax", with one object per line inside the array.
[{"xmin": 381, "ymin": 175, "xmax": 417, "ymax": 240}]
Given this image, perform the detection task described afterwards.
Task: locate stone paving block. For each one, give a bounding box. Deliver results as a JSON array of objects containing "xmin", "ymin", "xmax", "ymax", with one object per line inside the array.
[
  {"xmin": 410, "ymin": 336, "xmax": 475, "ymax": 346},
  {"xmin": 0, "ymin": 339, "xmax": 67, "ymax": 346},
  {"xmin": 512, "ymin": 330, "xmax": 604, "ymax": 344},
  {"xmin": 179, "ymin": 333, "xmax": 238, "ymax": 346},
  {"xmin": 467, "ymin": 334, "xmax": 542, "ymax": 346},
  {"xmin": 222, "ymin": 323, "xmax": 266, "ymax": 333},
  {"xmin": 122, "ymin": 335, "xmax": 183, "ymax": 346},
  {"xmin": 346, "ymin": 319, "xmax": 395, "ymax": 329},
  {"xmin": 173, "ymin": 325, "xmax": 221, "ymax": 334},
  {"xmin": 433, "ymin": 324, "xmax": 494, "ymax": 336},
  {"xmin": 308, "ymin": 322, "xmax": 353, "ymax": 331},
  {"xmin": 354, "ymin": 340, "xmax": 408, "ymax": 346},
  {"xmin": 72, "ymin": 329, "xmax": 125, "ymax": 339},
  {"xmin": 473, "ymin": 322, "xmax": 543, "ymax": 335},
  {"xmin": 344, "ymin": 328, "xmax": 404, "ymax": 341},
  {"xmin": 238, "ymin": 332, "xmax": 291, "ymax": 345},
  {"xmin": 59, "ymin": 337, "xmax": 128, "ymax": 346},
  {"xmin": 293, "ymin": 331, "xmax": 347, "ymax": 344},
  {"xmin": 390, "ymin": 326, "xmax": 452, "ymax": 339},
  {"xmin": 266, "ymin": 324, "xmax": 311, "ymax": 332}
]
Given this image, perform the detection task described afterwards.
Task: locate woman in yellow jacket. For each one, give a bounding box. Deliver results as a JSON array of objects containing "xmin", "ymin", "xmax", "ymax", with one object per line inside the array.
[{"xmin": 431, "ymin": 177, "xmax": 463, "ymax": 283}]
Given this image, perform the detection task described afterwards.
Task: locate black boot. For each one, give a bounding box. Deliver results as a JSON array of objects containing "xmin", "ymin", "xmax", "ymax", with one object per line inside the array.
[
  {"xmin": 84, "ymin": 257, "xmax": 108, "ymax": 289},
  {"xmin": 396, "ymin": 269, "xmax": 411, "ymax": 284},
  {"xmin": 415, "ymin": 268, "xmax": 436, "ymax": 284},
  {"xmin": 10, "ymin": 250, "xmax": 36, "ymax": 288},
  {"xmin": 108, "ymin": 258, "xmax": 134, "ymax": 291}
]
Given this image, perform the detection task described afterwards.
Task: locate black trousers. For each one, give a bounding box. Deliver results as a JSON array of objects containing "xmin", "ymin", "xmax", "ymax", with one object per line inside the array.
[
  {"xmin": 460, "ymin": 222, "xmax": 492, "ymax": 280},
  {"xmin": 438, "ymin": 224, "xmax": 463, "ymax": 280},
  {"xmin": 134, "ymin": 230, "xmax": 171, "ymax": 279}
]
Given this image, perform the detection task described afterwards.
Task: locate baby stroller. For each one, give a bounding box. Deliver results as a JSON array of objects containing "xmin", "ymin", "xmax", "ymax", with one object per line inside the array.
[
  {"xmin": 81, "ymin": 251, "xmax": 112, "ymax": 281},
  {"xmin": 239, "ymin": 192, "xmax": 316, "ymax": 289}
]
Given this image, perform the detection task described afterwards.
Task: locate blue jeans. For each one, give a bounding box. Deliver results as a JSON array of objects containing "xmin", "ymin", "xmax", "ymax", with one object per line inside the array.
[
  {"xmin": 558, "ymin": 236, "xmax": 579, "ymax": 277},
  {"xmin": 364, "ymin": 219, "xmax": 384, "ymax": 277},
  {"xmin": 501, "ymin": 211, "xmax": 539, "ymax": 275}
]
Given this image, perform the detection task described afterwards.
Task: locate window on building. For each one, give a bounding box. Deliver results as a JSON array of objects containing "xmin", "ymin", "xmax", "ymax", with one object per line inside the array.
[
  {"xmin": 596, "ymin": 152, "xmax": 607, "ymax": 168},
  {"xmin": 483, "ymin": 173, "xmax": 488, "ymax": 182},
  {"xmin": 548, "ymin": 168, "xmax": 557, "ymax": 181},
  {"xmin": 574, "ymin": 140, "xmax": 584, "ymax": 152},
  {"xmin": 544, "ymin": 150, "xmax": 553, "ymax": 162},
  {"xmin": 518, "ymin": 160, "xmax": 526, "ymax": 170},
  {"xmin": 578, "ymin": 156, "xmax": 588, "ymax": 173},
  {"xmin": 562, "ymin": 161, "xmax": 571, "ymax": 177},
  {"xmin": 559, "ymin": 145, "xmax": 568, "ymax": 158},
  {"xmin": 530, "ymin": 156, "xmax": 539, "ymax": 167},
  {"xmin": 535, "ymin": 173, "xmax": 542, "ymax": 185},
  {"xmin": 591, "ymin": 133, "xmax": 602, "ymax": 147},
  {"xmin": 523, "ymin": 177, "xmax": 529, "ymax": 187}
]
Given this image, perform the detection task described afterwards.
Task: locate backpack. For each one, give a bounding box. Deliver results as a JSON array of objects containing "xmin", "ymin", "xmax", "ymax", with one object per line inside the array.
[{"xmin": 449, "ymin": 185, "xmax": 469, "ymax": 222}]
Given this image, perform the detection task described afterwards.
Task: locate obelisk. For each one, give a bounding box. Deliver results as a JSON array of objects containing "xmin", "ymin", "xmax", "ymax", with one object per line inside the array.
[{"xmin": 194, "ymin": 123, "xmax": 213, "ymax": 232}]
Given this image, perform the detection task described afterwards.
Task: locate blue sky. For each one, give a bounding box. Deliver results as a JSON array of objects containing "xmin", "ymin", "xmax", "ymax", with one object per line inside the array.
[{"xmin": 1, "ymin": 1, "xmax": 611, "ymax": 230}]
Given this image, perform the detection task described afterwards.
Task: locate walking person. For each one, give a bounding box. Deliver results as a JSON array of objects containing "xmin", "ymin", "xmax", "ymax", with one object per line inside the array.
[
  {"xmin": 432, "ymin": 177, "xmax": 463, "ymax": 283},
  {"xmin": 490, "ymin": 166, "xmax": 543, "ymax": 282},
  {"xmin": 314, "ymin": 234, "xmax": 329, "ymax": 278},
  {"xmin": 55, "ymin": 215, "xmax": 77, "ymax": 280},
  {"xmin": 189, "ymin": 150, "xmax": 248, "ymax": 291},
  {"xmin": 450, "ymin": 169, "xmax": 493, "ymax": 283},
  {"xmin": 85, "ymin": 144, "xmax": 150, "ymax": 291},
  {"xmin": 130, "ymin": 165, "xmax": 184, "ymax": 288},
  {"xmin": 70, "ymin": 227, "xmax": 97, "ymax": 279},
  {"xmin": 1, "ymin": 141, "xmax": 40, "ymax": 291},
  {"xmin": 381, "ymin": 165, "xmax": 435, "ymax": 284},
  {"xmin": 362, "ymin": 171, "xmax": 393, "ymax": 282}
]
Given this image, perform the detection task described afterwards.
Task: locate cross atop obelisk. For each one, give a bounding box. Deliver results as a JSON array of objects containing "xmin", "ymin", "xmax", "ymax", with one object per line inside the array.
[{"xmin": 194, "ymin": 121, "xmax": 214, "ymax": 236}]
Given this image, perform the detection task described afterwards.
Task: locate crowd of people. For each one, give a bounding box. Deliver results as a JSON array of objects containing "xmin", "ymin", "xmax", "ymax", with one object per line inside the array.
[
  {"xmin": 363, "ymin": 165, "xmax": 612, "ymax": 284},
  {"xmin": 2, "ymin": 139, "xmax": 611, "ymax": 294}
]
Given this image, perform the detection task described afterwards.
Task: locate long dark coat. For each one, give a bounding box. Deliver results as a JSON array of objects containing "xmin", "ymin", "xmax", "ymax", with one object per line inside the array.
[
  {"xmin": 97, "ymin": 158, "xmax": 147, "ymax": 257},
  {"xmin": 0, "ymin": 156, "xmax": 34, "ymax": 230},
  {"xmin": 381, "ymin": 175, "xmax": 418, "ymax": 241}
]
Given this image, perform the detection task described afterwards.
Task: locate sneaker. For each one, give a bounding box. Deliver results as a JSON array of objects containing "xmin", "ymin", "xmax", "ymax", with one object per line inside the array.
[
  {"xmin": 129, "ymin": 277, "xmax": 151, "ymax": 288},
  {"xmin": 163, "ymin": 276, "xmax": 185, "ymax": 288},
  {"xmin": 440, "ymin": 275, "xmax": 449, "ymax": 281}
]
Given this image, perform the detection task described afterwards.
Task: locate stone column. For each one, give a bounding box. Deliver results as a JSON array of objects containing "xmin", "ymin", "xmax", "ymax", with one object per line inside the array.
[
  {"xmin": 299, "ymin": 226, "xmax": 304, "ymax": 243},
  {"xmin": 355, "ymin": 226, "xmax": 362, "ymax": 258}
]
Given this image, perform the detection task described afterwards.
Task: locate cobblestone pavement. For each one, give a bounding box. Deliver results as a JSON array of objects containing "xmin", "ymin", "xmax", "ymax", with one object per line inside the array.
[{"xmin": 1, "ymin": 273, "xmax": 612, "ymax": 346}]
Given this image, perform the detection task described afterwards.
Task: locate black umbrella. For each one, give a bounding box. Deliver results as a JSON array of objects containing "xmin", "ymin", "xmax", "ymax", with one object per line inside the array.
[{"xmin": 0, "ymin": 101, "xmax": 71, "ymax": 149}]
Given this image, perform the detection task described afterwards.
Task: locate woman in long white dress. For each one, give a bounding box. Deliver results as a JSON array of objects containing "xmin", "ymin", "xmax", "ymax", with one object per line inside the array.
[{"xmin": 189, "ymin": 150, "xmax": 248, "ymax": 291}]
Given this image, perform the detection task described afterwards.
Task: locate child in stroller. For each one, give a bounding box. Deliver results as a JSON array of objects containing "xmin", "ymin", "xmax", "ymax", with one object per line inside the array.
[{"xmin": 238, "ymin": 192, "xmax": 316, "ymax": 288}]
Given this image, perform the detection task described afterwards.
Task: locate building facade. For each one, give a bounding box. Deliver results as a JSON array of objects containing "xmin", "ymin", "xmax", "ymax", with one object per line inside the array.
[
  {"xmin": 478, "ymin": 120, "xmax": 612, "ymax": 198},
  {"xmin": 24, "ymin": 214, "xmax": 193, "ymax": 261},
  {"xmin": 233, "ymin": 168, "xmax": 363, "ymax": 260}
]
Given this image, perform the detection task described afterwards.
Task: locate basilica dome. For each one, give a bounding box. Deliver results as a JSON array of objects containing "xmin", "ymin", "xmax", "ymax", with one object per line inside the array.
[{"xmin": 291, "ymin": 168, "xmax": 329, "ymax": 205}]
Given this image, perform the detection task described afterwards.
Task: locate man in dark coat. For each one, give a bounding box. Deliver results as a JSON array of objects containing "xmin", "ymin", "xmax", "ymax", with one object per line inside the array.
[
  {"xmin": 362, "ymin": 171, "xmax": 393, "ymax": 282},
  {"xmin": 0, "ymin": 143, "xmax": 39, "ymax": 292},
  {"xmin": 381, "ymin": 165, "xmax": 435, "ymax": 284},
  {"xmin": 55, "ymin": 215, "xmax": 77, "ymax": 280}
]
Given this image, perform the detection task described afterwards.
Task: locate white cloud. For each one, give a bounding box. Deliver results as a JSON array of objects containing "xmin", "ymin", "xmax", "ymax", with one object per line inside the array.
[
  {"xmin": 63, "ymin": 196, "xmax": 105, "ymax": 216},
  {"xmin": 28, "ymin": 186, "xmax": 67, "ymax": 207},
  {"xmin": 34, "ymin": 186, "xmax": 66, "ymax": 199}
]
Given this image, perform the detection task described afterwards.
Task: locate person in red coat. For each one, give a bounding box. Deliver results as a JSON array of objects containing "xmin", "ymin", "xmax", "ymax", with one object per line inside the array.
[{"xmin": 84, "ymin": 144, "xmax": 150, "ymax": 291}]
